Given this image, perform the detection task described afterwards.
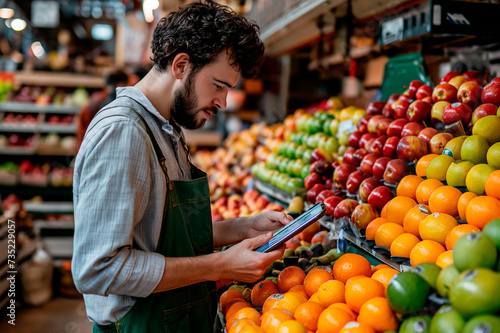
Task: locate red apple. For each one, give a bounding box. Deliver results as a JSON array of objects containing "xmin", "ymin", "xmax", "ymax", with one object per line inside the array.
[
  {"xmin": 407, "ymin": 100, "xmax": 432, "ymax": 122},
  {"xmin": 392, "ymin": 99, "xmax": 410, "ymax": 119},
  {"xmin": 314, "ymin": 159, "xmax": 334, "ymax": 176},
  {"xmin": 333, "ymin": 199, "xmax": 359, "ymax": 220},
  {"xmin": 352, "ymin": 148, "xmax": 369, "ymax": 166},
  {"xmin": 463, "ymin": 70, "xmax": 481, "ymax": 80},
  {"xmin": 351, "ymin": 203, "xmax": 379, "ymax": 229},
  {"xmin": 481, "ymin": 82, "xmax": 500, "ymax": 106},
  {"xmin": 359, "ymin": 133, "xmax": 377, "ymax": 151},
  {"xmin": 448, "ymin": 75, "xmax": 468, "ymax": 90},
  {"xmin": 304, "ymin": 172, "xmax": 322, "ymax": 190},
  {"xmin": 315, "ymin": 189, "xmax": 336, "ymax": 204},
  {"xmin": 382, "ymin": 136, "xmax": 400, "ymax": 159},
  {"xmin": 367, "ymin": 185, "xmax": 395, "ymax": 211},
  {"xmin": 440, "ymin": 70, "xmax": 459, "ymax": 83},
  {"xmin": 324, "ymin": 195, "xmax": 344, "ymax": 217},
  {"xmin": 342, "ymin": 147, "xmax": 357, "ymax": 165},
  {"xmin": 367, "ymin": 115, "xmax": 385, "ymax": 133},
  {"xmin": 418, "ymin": 127, "xmax": 439, "ymax": 143},
  {"xmin": 359, "ymin": 177, "xmax": 382, "ymax": 203},
  {"xmin": 398, "ymin": 94, "xmax": 410, "ymax": 102},
  {"xmin": 309, "ymin": 161, "xmax": 319, "ymax": 175},
  {"xmin": 360, "ymin": 153, "xmax": 378, "ymax": 175},
  {"xmin": 387, "ymin": 93, "xmax": 400, "ymax": 104},
  {"xmin": 471, "ymin": 103, "xmax": 499, "ymax": 125},
  {"xmin": 428, "ymin": 132, "xmax": 454, "ymax": 154},
  {"xmin": 310, "ymin": 148, "xmax": 327, "ymax": 164},
  {"xmin": 383, "ymin": 158, "xmax": 410, "ymax": 185},
  {"xmin": 366, "ymin": 101, "xmax": 385, "ymax": 115},
  {"xmin": 387, "ymin": 118, "xmax": 409, "ymax": 137},
  {"xmin": 457, "ymin": 81, "xmax": 482, "ymax": 109},
  {"xmin": 369, "ymin": 135, "xmax": 388, "ymax": 157},
  {"xmin": 442, "ymin": 102, "xmax": 472, "ymax": 125},
  {"xmin": 491, "ymin": 77, "xmax": 500, "ymax": 84},
  {"xmin": 365, "ymin": 138, "xmax": 377, "ymax": 152},
  {"xmin": 416, "ymin": 84, "xmax": 433, "ymax": 100},
  {"xmin": 348, "ymin": 131, "xmax": 363, "ymax": 148},
  {"xmin": 307, "ymin": 183, "xmax": 327, "ymax": 203},
  {"xmin": 346, "ymin": 170, "xmax": 369, "ymax": 195},
  {"xmin": 422, "ymin": 96, "xmax": 433, "ymax": 104},
  {"xmin": 376, "ymin": 118, "xmax": 393, "ymax": 137},
  {"xmin": 432, "ymin": 83, "xmax": 458, "ymax": 103},
  {"xmin": 372, "ymin": 156, "xmax": 392, "ymax": 180},
  {"xmin": 401, "ymin": 122, "xmax": 425, "ymax": 137},
  {"xmin": 333, "ymin": 163, "xmax": 357, "ymax": 189},
  {"xmin": 431, "ymin": 100, "xmax": 451, "ymax": 124},
  {"xmin": 407, "ymin": 80, "xmax": 424, "ymax": 99},
  {"xmin": 396, "ymin": 136, "xmax": 429, "ymax": 161}
]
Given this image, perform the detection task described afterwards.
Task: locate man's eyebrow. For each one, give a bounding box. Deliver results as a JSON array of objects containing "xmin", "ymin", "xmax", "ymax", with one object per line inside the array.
[{"xmin": 214, "ymin": 78, "xmax": 236, "ymax": 89}]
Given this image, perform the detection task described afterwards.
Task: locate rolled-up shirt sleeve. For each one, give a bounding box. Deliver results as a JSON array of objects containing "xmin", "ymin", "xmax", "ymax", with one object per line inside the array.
[{"xmin": 72, "ymin": 117, "xmax": 165, "ymax": 297}]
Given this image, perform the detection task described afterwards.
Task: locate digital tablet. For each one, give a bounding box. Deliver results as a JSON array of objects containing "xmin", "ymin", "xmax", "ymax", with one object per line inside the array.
[{"xmin": 254, "ymin": 202, "xmax": 326, "ymax": 253}]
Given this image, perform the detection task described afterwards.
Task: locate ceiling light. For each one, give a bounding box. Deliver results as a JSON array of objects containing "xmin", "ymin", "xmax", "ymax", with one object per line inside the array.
[
  {"xmin": 11, "ymin": 18, "xmax": 26, "ymax": 31},
  {"xmin": 0, "ymin": 8, "xmax": 14, "ymax": 19},
  {"xmin": 31, "ymin": 41, "xmax": 46, "ymax": 59}
]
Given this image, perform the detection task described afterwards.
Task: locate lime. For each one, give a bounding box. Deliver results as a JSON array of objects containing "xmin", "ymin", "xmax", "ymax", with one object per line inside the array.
[
  {"xmin": 482, "ymin": 218, "xmax": 500, "ymax": 250},
  {"xmin": 453, "ymin": 232, "xmax": 497, "ymax": 271},
  {"xmin": 386, "ymin": 272, "xmax": 430, "ymax": 314},
  {"xmin": 399, "ymin": 315, "xmax": 431, "ymax": 333},
  {"xmin": 446, "ymin": 160, "xmax": 475, "ymax": 187},
  {"xmin": 436, "ymin": 264, "xmax": 460, "ymax": 298},
  {"xmin": 430, "ymin": 306, "xmax": 465, "ymax": 333},
  {"xmin": 444, "ymin": 136, "xmax": 468, "ymax": 160},
  {"xmin": 472, "ymin": 115, "xmax": 500, "ymax": 145},
  {"xmin": 411, "ymin": 263, "xmax": 442, "ymax": 290},
  {"xmin": 487, "ymin": 142, "xmax": 500, "ymax": 169},
  {"xmin": 449, "ymin": 268, "xmax": 500, "ymax": 319},
  {"xmin": 465, "ymin": 163, "xmax": 495, "ymax": 195},
  {"xmin": 426, "ymin": 154, "xmax": 454, "ymax": 181},
  {"xmin": 462, "ymin": 314, "xmax": 500, "ymax": 333},
  {"xmin": 461, "ymin": 135, "xmax": 490, "ymax": 165}
]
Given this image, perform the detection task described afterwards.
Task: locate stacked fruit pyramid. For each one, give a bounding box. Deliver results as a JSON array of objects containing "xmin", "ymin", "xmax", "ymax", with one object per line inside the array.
[{"xmin": 219, "ymin": 71, "xmax": 500, "ymax": 333}]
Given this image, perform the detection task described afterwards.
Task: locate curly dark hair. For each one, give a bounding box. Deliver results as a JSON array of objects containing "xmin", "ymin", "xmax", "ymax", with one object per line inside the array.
[{"xmin": 151, "ymin": 0, "xmax": 265, "ymax": 79}]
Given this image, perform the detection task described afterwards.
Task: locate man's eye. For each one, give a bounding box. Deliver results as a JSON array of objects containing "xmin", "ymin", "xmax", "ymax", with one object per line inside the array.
[{"xmin": 215, "ymin": 84, "xmax": 222, "ymax": 90}]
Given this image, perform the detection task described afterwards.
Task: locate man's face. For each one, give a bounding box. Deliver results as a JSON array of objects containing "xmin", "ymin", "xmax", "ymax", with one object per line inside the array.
[{"xmin": 171, "ymin": 52, "xmax": 240, "ymax": 130}]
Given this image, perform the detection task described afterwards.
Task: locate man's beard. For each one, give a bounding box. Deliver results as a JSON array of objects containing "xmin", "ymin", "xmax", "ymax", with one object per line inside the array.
[{"xmin": 171, "ymin": 73, "xmax": 217, "ymax": 130}]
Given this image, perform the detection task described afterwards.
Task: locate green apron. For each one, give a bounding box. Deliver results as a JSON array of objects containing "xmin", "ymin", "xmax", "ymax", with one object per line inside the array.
[{"xmin": 92, "ymin": 106, "xmax": 217, "ymax": 333}]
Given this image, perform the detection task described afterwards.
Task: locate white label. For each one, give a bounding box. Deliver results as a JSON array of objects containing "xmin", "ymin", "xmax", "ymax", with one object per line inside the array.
[
  {"xmin": 338, "ymin": 119, "xmax": 355, "ymax": 135},
  {"xmin": 382, "ymin": 17, "xmax": 404, "ymax": 44},
  {"xmin": 433, "ymin": 5, "xmax": 442, "ymax": 26},
  {"xmin": 31, "ymin": 1, "xmax": 59, "ymax": 28}
]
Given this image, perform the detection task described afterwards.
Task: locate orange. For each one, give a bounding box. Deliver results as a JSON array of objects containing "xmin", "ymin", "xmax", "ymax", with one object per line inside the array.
[
  {"xmin": 385, "ymin": 196, "xmax": 418, "ymax": 225},
  {"xmin": 288, "ymin": 285, "xmax": 308, "ymax": 300},
  {"xmin": 409, "ymin": 240, "xmax": 446, "ymax": 266},
  {"xmin": 374, "ymin": 223, "xmax": 405, "ymax": 249},
  {"xmin": 262, "ymin": 294, "xmax": 283, "ymax": 313},
  {"xmin": 304, "ymin": 267, "xmax": 334, "ymax": 297},
  {"xmin": 457, "ymin": 192, "xmax": 477, "ymax": 220},
  {"xmin": 317, "ymin": 280, "xmax": 346, "ymax": 307},
  {"xmin": 275, "ymin": 292, "xmax": 307, "ymax": 315},
  {"xmin": 276, "ymin": 320, "xmax": 308, "ymax": 333},
  {"xmin": 252, "ymin": 280, "xmax": 280, "ymax": 308},
  {"xmin": 445, "ymin": 224, "xmax": 480, "ymax": 251},
  {"xmin": 328, "ymin": 303, "xmax": 357, "ymax": 320},
  {"xmin": 380, "ymin": 202, "xmax": 388, "ymax": 218},
  {"xmin": 403, "ymin": 204, "xmax": 431, "ymax": 237},
  {"xmin": 261, "ymin": 308, "xmax": 294, "ymax": 333},
  {"xmin": 419, "ymin": 212, "xmax": 458, "ymax": 246},
  {"xmin": 232, "ymin": 307, "xmax": 262, "ymax": 327},
  {"xmin": 371, "ymin": 264, "xmax": 391, "ymax": 274},
  {"xmin": 485, "ymin": 169, "xmax": 500, "ymax": 200},
  {"xmin": 416, "ymin": 154, "xmax": 439, "ymax": 177},
  {"xmin": 236, "ymin": 325, "xmax": 266, "ymax": 333},
  {"xmin": 415, "ymin": 179, "xmax": 444, "ymax": 205},
  {"xmin": 278, "ymin": 266, "xmax": 307, "ymax": 293},
  {"xmin": 365, "ymin": 218, "xmax": 389, "ymax": 240},
  {"xmin": 294, "ymin": 301, "xmax": 326, "ymax": 332},
  {"xmin": 345, "ymin": 275, "xmax": 365, "ymax": 287},
  {"xmin": 370, "ymin": 267, "xmax": 399, "ymax": 290},
  {"xmin": 466, "ymin": 195, "xmax": 500, "ymax": 229},
  {"xmin": 397, "ymin": 175, "xmax": 424, "ymax": 201},
  {"xmin": 435, "ymin": 250, "xmax": 454, "ymax": 268},
  {"xmin": 308, "ymin": 293, "xmax": 320, "ymax": 303},
  {"xmin": 220, "ymin": 289, "xmax": 245, "ymax": 312},
  {"xmin": 357, "ymin": 297, "xmax": 398, "ymax": 332},
  {"xmin": 228, "ymin": 318, "xmax": 259, "ymax": 333},
  {"xmin": 428, "ymin": 185, "xmax": 462, "ymax": 217},
  {"xmin": 390, "ymin": 233, "xmax": 420, "ymax": 258},
  {"xmin": 345, "ymin": 277, "xmax": 385, "ymax": 313},
  {"xmin": 317, "ymin": 307, "xmax": 353, "ymax": 333},
  {"xmin": 226, "ymin": 302, "xmax": 253, "ymax": 325},
  {"xmin": 333, "ymin": 254, "xmax": 372, "ymax": 284},
  {"xmin": 339, "ymin": 321, "xmax": 376, "ymax": 333}
]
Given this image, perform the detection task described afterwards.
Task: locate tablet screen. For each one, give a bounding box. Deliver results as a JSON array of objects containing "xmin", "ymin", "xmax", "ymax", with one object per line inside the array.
[{"xmin": 254, "ymin": 202, "xmax": 326, "ymax": 253}]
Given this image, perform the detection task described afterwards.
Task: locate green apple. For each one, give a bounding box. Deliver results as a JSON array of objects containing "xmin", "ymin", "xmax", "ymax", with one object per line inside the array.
[
  {"xmin": 337, "ymin": 130, "xmax": 350, "ymax": 146},
  {"xmin": 461, "ymin": 135, "xmax": 490, "ymax": 165},
  {"xmin": 443, "ymin": 136, "xmax": 468, "ymax": 160},
  {"xmin": 329, "ymin": 118, "xmax": 339, "ymax": 136},
  {"xmin": 465, "ymin": 163, "xmax": 495, "ymax": 195},
  {"xmin": 486, "ymin": 142, "xmax": 500, "ymax": 169},
  {"xmin": 472, "ymin": 115, "xmax": 500, "ymax": 145},
  {"xmin": 446, "ymin": 160, "xmax": 475, "ymax": 187}
]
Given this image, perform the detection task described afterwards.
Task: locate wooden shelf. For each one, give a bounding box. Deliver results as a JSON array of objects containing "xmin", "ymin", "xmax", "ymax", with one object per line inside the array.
[
  {"xmin": 15, "ymin": 71, "xmax": 104, "ymax": 89},
  {"xmin": 0, "ymin": 102, "xmax": 80, "ymax": 114}
]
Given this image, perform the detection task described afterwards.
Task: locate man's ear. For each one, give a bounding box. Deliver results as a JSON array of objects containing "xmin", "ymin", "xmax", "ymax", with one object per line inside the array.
[{"xmin": 171, "ymin": 53, "xmax": 190, "ymax": 79}]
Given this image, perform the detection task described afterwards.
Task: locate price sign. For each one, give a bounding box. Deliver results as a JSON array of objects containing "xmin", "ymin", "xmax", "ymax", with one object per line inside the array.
[
  {"xmin": 381, "ymin": 17, "xmax": 404, "ymax": 45},
  {"xmin": 31, "ymin": 1, "xmax": 59, "ymax": 28}
]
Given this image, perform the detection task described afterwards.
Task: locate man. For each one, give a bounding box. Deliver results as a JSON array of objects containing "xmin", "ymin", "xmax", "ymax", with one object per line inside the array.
[{"xmin": 72, "ymin": 1, "xmax": 291, "ymax": 332}]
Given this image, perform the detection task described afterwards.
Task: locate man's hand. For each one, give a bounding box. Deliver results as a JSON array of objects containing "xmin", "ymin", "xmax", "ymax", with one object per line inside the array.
[{"xmin": 246, "ymin": 210, "xmax": 293, "ymax": 239}]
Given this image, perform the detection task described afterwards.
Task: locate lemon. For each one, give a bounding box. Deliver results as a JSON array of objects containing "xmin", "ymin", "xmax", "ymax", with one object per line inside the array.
[
  {"xmin": 487, "ymin": 142, "xmax": 500, "ymax": 170},
  {"xmin": 426, "ymin": 154, "xmax": 455, "ymax": 181},
  {"xmin": 472, "ymin": 115, "xmax": 500, "ymax": 145},
  {"xmin": 461, "ymin": 135, "xmax": 489, "ymax": 165},
  {"xmin": 465, "ymin": 163, "xmax": 495, "ymax": 195},
  {"xmin": 443, "ymin": 136, "xmax": 468, "ymax": 160},
  {"xmin": 446, "ymin": 160, "xmax": 475, "ymax": 187}
]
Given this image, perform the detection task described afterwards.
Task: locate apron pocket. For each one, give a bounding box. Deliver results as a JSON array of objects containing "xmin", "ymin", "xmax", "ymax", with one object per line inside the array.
[{"xmin": 163, "ymin": 290, "xmax": 215, "ymax": 333}]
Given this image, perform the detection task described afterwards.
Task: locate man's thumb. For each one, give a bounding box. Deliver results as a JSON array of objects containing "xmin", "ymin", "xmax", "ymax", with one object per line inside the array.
[{"xmin": 251, "ymin": 232, "xmax": 273, "ymax": 247}]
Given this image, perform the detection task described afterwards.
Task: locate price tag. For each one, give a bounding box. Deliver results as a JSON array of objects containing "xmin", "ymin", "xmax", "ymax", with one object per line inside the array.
[
  {"xmin": 337, "ymin": 119, "xmax": 355, "ymax": 135},
  {"xmin": 382, "ymin": 17, "xmax": 404, "ymax": 45}
]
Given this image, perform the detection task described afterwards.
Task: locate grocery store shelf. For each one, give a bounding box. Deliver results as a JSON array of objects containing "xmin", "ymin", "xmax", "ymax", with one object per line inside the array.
[
  {"xmin": 0, "ymin": 184, "xmax": 72, "ymax": 200},
  {"xmin": 14, "ymin": 71, "xmax": 104, "ymax": 89},
  {"xmin": 0, "ymin": 146, "xmax": 37, "ymax": 155},
  {"xmin": 183, "ymin": 130, "xmax": 222, "ymax": 148},
  {"xmin": 254, "ymin": 179, "xmax": 306, "ymax": 206},
  {"xmin": 0, "ymin": 123, "xmax": 75, "ymax": 134},
  {"xmin": 0, "ymin": 102, "xmax": 80, "ymax": 114},
  {"xmin": 24, "ymin": 201, "xmax": 74, "ymax": 214}
]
